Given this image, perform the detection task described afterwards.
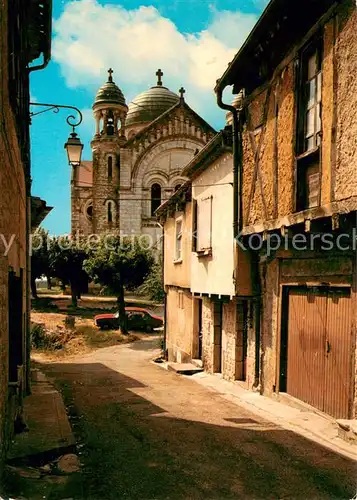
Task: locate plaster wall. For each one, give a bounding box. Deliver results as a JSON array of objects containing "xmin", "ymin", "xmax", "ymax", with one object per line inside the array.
[
  {"xmin": 242, "ymin": 1, "xmax": 357, "ymax": 228},
  {"xmin": 191, "ymin": 153, "xmax": 235, "ymax": 296},
  {"xmin": 166, "ymin": 286, "xmax": 193, "ymax": 363},
  {"xmin": 163, "ymin": 204, "xmax": 192, "ymax": 289},
  {"xmin": 334, "ymin": 3, "xmax": 357, "ymax": 201}
]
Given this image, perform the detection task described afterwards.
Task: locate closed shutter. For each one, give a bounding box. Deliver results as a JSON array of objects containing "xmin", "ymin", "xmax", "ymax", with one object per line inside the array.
[{"xmin": 197, "ymin": 196, "xmax": 212, "ymax": 251}]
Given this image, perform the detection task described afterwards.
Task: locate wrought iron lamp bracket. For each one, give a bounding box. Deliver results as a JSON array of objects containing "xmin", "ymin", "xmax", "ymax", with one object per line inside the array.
[{"xmin": 29, "ymin": 102, "xmax": 83, "ymax": 131}]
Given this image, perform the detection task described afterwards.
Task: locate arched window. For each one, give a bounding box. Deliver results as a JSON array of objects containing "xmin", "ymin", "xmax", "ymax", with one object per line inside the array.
[
  {"xmin": 108, "ymin": 156, "xmax": 113, "ymax": 181},
  {"xmin": 151, "ymin": 183, "xmax": 161, "ymax": 216},
  {"xmin": 106, "ymin": 110, "xmax": 114, "ymax": 136},
  {"xmin": 174, "ymin": 184, "xmax": 182, "ymax": 192},
  {"xmin": 86, "ymin": 203, "xmax": 93, "ymax": 220},
  {"xmin": 107, "ymin": 201, "xmax": 113, "ymax": 223}
]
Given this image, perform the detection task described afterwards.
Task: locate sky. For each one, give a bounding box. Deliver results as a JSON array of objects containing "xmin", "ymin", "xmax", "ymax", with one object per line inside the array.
[{"xmin": 30, "ymin": 0, "xmax": 269, "ymax": 235}]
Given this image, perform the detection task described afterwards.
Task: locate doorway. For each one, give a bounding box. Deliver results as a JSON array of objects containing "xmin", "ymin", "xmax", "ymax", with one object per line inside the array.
[{"xmin": 280, "ymin": 286, "xmax": 353, "ymax": 419}]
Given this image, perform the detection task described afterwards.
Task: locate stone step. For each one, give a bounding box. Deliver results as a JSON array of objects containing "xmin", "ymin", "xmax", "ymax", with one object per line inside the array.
[
  {"xmin": 336, "ymin": 419, "xmax": 357, "ymax": 444},
  {"xmin": 167, "ymin": 362, "xmax": 204, "ymax": 376},
  {"xmin": 191, "ymin": 359, "xmax": 203, "ymax": 369}
]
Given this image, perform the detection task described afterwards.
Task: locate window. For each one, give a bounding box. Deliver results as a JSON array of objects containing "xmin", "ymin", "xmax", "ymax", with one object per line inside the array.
[
  {"xmin": 86, "ymin": 202, "xmax": 93, "ymax": 220},
  {"xmin": 174, "ymin": 184, "xmax": 182, "ymax": 192},
  {"xmin": 175, "ymin": 218, "xmax": 183, "ymax": 262},
  {"xmin": 107, "ymin": 201, "xmax": 113, "ymax": 223},
  {"xmin": 151, "ymin": 183, "xmax": 162, "ymax": 216},
  {"xmin": 108, "ymin": 156, "xmax": 113, "ymax": 181},
  {"xmin": 297, "ymin": 42, "xmax": 322, "ymax": 155},
  {"xmin": 106, "ymin": 110, "xmax": 115, "ymax": 136},
  {"xmin": 195, "ymin": 196, "xmax": 213, "ymax": 253},
  {"xmin": 296, "ymin": 39, "xmax": 322, "ymax": 211},
  {"xmin": 296, "ymin": 153, "xmax": 320, "ymax": 210}
]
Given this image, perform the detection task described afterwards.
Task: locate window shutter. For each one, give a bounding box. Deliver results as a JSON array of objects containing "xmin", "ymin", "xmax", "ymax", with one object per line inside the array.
[
  {"xmin": 197, "ymin": 196, "xmax": 212, "ymax": 251},
  {"xmin": 192, "ymin": 199, "xmax": 197, "ymax": 252}
]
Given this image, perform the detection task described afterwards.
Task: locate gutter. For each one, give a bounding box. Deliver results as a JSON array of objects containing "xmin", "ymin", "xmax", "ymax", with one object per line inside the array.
[{"xmin": 29, "ymin": 0, "xmax": 52, "ymax": 73}]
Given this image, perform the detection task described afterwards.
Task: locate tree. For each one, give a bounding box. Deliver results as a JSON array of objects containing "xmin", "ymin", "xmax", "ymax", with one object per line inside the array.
[
  {"xmin": 137, "ymin": 262, "xmax": 164, "ymax": 303},
  {"xmin": 84, "ymin": 236, "xmax": 154, "ymax": 333},
  {"xmin": 31, "ymin": 228, "xmax": 51, "ymax": 299},
  {"xmin": 49, "ymin": 236, "xmax": 89, "ymax": 307}
]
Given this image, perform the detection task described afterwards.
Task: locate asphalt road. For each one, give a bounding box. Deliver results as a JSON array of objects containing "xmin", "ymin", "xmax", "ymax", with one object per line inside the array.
[{"xmin": 42, "ymin": 336, "xmax": 357, "ymax": 500}]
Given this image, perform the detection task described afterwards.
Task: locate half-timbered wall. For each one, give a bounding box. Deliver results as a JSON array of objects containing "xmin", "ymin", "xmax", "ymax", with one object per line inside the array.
[{"xmin": 241, "ymin": 1, "xmax": 357, "ymax": 231}]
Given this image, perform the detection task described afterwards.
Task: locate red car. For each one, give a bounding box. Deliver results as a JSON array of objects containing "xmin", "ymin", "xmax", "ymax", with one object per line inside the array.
[{"xmin": 94, "ymin": 306, "xmax": 163, "ymax": 332}]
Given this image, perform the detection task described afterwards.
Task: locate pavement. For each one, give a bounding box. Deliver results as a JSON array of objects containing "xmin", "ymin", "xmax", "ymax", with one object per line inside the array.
[
  {"xmin": 189, "ymin": 370, "xmax": 356, "ymax": 461},
  {"xmin": 7, "ymin": 369, "xmax": 75, "ymax": 461},
  {"xmin": 35, "ymin": 336, "xmax": 357, "ymax": 499},
  {"xmin": 4, "ymin": 369, "xmax": 82, "ymax": 500}
]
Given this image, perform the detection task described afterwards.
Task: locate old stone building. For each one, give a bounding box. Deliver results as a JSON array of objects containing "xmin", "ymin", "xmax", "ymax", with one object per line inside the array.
[
  {"xmin": 158, "ymin": 128, "xmax": 252, "ymax": 384},
  {"xmin": 71, "ymin": 69, "xmax": 216, "ymax": 247},
  {"xmin": 0, "ymin": 0, "xmax": 52, "ymax": 479},
  {"xmin": 216, "ymin": 0, "xmax": 357, "ymax": 420}
]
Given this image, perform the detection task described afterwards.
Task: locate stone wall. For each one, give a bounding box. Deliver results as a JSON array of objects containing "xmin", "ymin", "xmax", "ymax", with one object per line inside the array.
[
  {"xmin": 0, "ymin": 0, "xmax": 28, "ymax": 474},
  {"xmin": 202, "ymin": 297, "xmax": 214, "ymax": 372},
  {"xmin": 71, "ymin": 184, "xmax": 93, "ymax": 238},
  {"xmin": 199, "ymin": 297, "xmax": 256, "ymax": 384},
  {"xmin": 91, "ymin": 138, "xmax": 121, "ymax": 235},
  {"xmin": 221, "ymin": 300, "xmax": 237, "ymax": 381}
]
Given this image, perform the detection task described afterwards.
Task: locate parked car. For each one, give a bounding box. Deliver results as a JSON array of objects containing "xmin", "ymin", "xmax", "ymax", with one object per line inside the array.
[{"xmin": 94, "ymin": 306, "xmax": 163, "ymax": 332}]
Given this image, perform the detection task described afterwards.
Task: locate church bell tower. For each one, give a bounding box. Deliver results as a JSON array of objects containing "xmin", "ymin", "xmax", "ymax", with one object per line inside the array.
[{"xmin": 91, "ymin": 69, "xmax": 128, "ymax": 234}]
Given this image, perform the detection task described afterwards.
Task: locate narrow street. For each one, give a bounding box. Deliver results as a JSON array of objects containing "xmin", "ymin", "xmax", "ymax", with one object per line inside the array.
[{"xmin": 38, "ymin": 336, "xmax": 357, "ymax": 500}]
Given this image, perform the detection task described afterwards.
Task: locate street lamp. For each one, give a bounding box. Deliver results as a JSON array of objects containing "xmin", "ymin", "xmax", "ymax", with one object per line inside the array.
[
  {"xmin": 30, "ymin": 102, "xmax": 84, "ymax": 166},
  {"xmin": 64, "ymin": 131, "xmax": 83, "ymax": 167}
]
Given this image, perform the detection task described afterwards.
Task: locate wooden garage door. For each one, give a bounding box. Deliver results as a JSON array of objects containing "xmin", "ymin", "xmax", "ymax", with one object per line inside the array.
[{"xmin": 286, "ymin": 287, "xmax": 353, "ymax": 419}]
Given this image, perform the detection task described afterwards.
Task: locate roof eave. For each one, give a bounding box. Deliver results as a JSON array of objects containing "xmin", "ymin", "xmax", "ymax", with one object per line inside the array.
[{"xmin": 182, "ymin": 130, "xmax": 232, "ymax": 179}]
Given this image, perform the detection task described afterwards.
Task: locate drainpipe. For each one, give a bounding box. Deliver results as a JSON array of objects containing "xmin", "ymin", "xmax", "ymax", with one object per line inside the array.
[
  {"xmin": 215, "ymin": 88, "xmax": 242, "ymax": 238},
  {"xmin": 216, "ymin": 85, "xmax": 261, "ymax": 389}
]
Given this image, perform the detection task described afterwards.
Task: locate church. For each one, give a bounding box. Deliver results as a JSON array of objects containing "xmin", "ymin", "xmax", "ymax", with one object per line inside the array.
[{"xmin": 71, "ymin": 68, "xmax": 216, "ymax": 247}]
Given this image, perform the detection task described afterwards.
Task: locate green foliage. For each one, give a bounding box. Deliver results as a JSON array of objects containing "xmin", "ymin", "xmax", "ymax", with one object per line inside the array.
[
  {"xmin": 84, "ymin": 236, "xmax": 154, "ymax": 295},
  {"xmin": 84, "ymin": 236, "xmax": 154, "ymax": 333},
  {"xmin": 49, "ymin": 236, "xmax": 89, "ymax": 307},
  {"xmin": 31, "ymin": 227, "xmax": 51, "ymax": 298},
  {"xmin": 137, "ymin": 262, "xmax": 164, "ymax": 303},
  {"xmin": 31, "ymin": 227, "xmax": 51, "ymax": 279}
]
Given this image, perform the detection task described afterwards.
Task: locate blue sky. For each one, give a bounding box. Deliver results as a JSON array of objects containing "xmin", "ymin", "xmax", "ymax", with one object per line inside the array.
[{"xmin": 30, "ymin": 0, "xmax": 268, "ymax": 234}]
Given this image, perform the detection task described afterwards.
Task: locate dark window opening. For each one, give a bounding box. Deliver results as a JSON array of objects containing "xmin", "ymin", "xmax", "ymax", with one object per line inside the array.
[
  {"xmin": 108, "ymin": 156, "xmax": 113, "ymax": 181},
  {"xmin": 151, "ymin": 183, "xmax": 161, "ymax": 216},
  {"xmin": 106, "ymin": 111, "xmax": 115, "ymax": 136},
  {"xmin": 86, "ymin": 203, "xmax": 93, "ymax": 220},
  {"xmin": 296, "ymin": 39, "xmax": 322, "ymax": 211},
  {"xmin": 108, "ymin": 202, "xmax": 113, "ymax": 223},
  {"xmin": 297, "ymin": 40, "xmax": 322, "ymax": 155},
  {"xmin": 174, "ymin": 184, "xmax": 182, "ymax": 192},
  {"xmin": 297, "ymin": 150, "xmax": 320, "ymax": 211}
]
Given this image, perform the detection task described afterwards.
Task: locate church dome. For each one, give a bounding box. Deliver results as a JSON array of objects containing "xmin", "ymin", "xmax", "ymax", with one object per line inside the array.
[
  {"xmin": 93, "ymin": 69, "xmax": 126, "ymax": 109},
  {"xmin": 126, "ymin": 69, "xmax": 180, "ymax": 127}
]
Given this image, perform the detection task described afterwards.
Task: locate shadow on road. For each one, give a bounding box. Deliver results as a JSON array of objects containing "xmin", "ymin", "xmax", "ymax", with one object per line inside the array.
[{"xmin": 40, "ymin": 360, "xmax": 357, "ymax": 500}]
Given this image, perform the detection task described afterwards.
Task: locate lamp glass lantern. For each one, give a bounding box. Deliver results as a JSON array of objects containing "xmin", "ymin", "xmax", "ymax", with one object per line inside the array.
[{"xmin": 64, "ymin": 131, "xmax": 83, "ymax": 166}]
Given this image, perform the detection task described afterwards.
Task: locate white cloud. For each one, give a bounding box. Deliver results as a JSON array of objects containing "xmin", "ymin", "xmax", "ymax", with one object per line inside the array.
[{"xmin": 53, "ymin": 0, "xmax": 258, "ymax": 127}]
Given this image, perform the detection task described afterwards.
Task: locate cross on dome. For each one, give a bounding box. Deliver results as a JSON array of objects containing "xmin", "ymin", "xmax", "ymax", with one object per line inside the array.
[
  {"xmin": 108, "ymin": 68, "xmax": 114, "ymax": 82},
  {"xmin": 156, "ymin": 69, "xmax": 163, "ymax": 86},
  {"xmin": 179, "ymin": 87, "xmax": 186, "ymax": 100}
]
